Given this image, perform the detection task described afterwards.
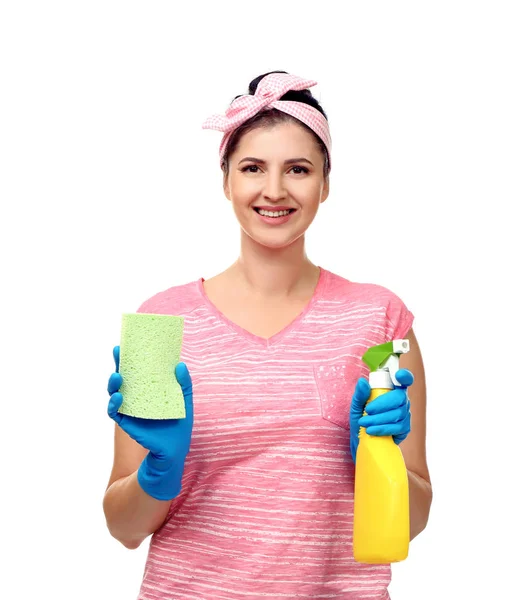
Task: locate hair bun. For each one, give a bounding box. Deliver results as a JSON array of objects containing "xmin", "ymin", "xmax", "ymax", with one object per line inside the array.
[
  {"xmin": 248, "ymin": 70, "xmax": 289, "ymax": 94},
  {"xmin": 242, "ymin": 71, "xmax": 325, "ymax": 119}
]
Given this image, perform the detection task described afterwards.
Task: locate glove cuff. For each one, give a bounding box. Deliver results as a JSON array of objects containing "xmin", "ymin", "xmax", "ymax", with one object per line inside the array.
[
  {"xmin": 350, "ymin": 437, "xmax": 359, "ymax": 466},
  {"xmin": 137, "ymin": 453, "xmax": 183, "ymax": 501}
]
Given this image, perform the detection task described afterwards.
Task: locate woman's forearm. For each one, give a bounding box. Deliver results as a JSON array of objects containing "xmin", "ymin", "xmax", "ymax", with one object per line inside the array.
[
  {"xmin": 103, "ymin": 471, "xmax": 172, "ymax": 549},
  {"xmin": 408, "ymin": 468, "xmax": 433, "ymax": 540}
]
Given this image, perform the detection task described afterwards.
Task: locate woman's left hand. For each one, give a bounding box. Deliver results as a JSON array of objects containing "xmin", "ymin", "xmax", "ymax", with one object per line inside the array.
[{"xmin": 349, "ymin": 369, "xmax": 414, "ymax": 464}]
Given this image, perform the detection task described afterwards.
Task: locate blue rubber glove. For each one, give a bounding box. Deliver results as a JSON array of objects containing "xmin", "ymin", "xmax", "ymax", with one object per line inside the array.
[
  {"xmin": 349, "ymin": 369, "xmax": 413, "ymax": 464},
  {"xmin": 107, "ymin": 346, "xmax": 194, "ymax": 501}
]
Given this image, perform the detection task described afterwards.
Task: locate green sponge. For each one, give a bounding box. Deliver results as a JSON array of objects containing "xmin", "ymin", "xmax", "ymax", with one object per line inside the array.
[{"xmin": 117, "ymin": 313, "xmax": 185, "ymax": 420}]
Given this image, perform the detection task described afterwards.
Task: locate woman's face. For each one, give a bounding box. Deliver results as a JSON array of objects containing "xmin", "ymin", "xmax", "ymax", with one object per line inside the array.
[{"xmin": 223, "ymin": 121, "xmax": 330, "ymax": 249}]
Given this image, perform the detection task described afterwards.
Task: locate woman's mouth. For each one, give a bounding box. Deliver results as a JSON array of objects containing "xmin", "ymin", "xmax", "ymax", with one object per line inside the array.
[{"xmin": 253, "ymin": 207, "xmax": 297, "ymax": 225}]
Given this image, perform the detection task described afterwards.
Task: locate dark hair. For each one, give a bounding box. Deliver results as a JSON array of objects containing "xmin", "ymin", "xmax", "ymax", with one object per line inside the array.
[{"xmin": 221, "ymin": 70, "xmax": 330, "ymax": 178}]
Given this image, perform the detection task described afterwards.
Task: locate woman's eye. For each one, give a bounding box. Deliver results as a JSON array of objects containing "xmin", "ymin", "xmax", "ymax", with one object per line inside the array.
[{"xmin": 241, "ymin": 165, "xmax": 309, "ymax": 174}]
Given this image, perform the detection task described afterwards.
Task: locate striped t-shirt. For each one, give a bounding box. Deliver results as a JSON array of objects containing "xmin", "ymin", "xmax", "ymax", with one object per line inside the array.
[{"xmin": 135, "ymin": 266, "xmax": 414, "ymax": 600}]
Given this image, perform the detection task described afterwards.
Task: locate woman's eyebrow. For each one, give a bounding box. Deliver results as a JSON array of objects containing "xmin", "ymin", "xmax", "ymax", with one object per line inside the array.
[{"xmin": 238, "ymin": 157, "xmax": 314, "ymax": 167}]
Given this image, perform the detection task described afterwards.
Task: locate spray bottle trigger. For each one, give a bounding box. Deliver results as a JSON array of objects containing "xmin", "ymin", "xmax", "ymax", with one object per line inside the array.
[{"xmin": 386, "ymin": 340, "xmax": 410, "ymax": 386}]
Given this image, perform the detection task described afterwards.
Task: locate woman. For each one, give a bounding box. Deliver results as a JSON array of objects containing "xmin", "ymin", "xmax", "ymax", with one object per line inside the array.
[{"xmin": 104, "ymin": 71, "xmax": 432, "ymax": 599}]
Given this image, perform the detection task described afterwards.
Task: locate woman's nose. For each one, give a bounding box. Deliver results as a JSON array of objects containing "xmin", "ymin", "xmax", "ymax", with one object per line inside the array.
[{"xmin": 263, "ymin": 172, "xmax": 286, "ymax": 199}]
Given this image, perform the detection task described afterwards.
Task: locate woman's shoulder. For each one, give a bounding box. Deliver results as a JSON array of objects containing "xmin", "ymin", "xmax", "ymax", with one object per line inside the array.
[
  {"xmin": 322, "ymin": 268, "xmax": 414, "ymax": 339},
  {"xmin": 136, "ymin": 277, "xmax": 204, "ymax": 315},
  {"xmin": 322, "ymin": 267, "xmax": 406, "ymax": 307}
]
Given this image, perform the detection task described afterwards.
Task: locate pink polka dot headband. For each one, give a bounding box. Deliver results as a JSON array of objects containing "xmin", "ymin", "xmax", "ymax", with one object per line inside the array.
[{"xmin": 202, "ymin": 73, "xmax": 332, "ymax": 170}]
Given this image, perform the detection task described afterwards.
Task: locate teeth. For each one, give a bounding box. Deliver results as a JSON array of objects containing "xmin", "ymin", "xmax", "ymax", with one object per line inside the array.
[{"xmin": 256, "ymin": 208, "xmax": 292, "ymax": 217}]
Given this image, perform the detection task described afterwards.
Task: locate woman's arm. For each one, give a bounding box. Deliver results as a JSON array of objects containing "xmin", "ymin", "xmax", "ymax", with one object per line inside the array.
[
  {"xmin": 103, "ymin": 425, "xmax": 172, "ymax": 549},
  {"xmin": 399, "ymin": 327, "xmax": 433, "ymax": 540}
]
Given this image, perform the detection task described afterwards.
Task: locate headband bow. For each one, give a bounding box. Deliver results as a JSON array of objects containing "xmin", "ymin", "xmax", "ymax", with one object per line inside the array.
[{"xmin": 202, "ymin": 73, "xmax": 331, "ymax": 170}]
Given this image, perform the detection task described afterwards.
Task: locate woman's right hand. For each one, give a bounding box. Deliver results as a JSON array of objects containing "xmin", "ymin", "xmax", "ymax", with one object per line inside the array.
[{"xmin": 107, "ymin": 346, "xmax": 194, "ymax": 501}]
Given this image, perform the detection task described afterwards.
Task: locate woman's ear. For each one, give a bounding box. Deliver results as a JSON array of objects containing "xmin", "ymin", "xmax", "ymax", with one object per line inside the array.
[
  {"xmin": 321, "ymin": 176, "xmax": 330, "ymax": 203},
  {"xmin": 223, "ymin": 173, "xmax": 231, "ymax": 201}
]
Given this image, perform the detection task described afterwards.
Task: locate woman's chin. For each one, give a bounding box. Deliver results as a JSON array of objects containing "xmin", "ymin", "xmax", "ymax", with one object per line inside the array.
[{"xmin": 241, "ymin": 228, "xmax": 306, "ymax": 250}]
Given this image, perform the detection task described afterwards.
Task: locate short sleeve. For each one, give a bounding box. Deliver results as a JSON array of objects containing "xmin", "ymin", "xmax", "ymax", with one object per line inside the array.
[
  {"xmin": 136, "ymin": 299, "xmax": 152, "ymax": 313},
  {"xmin": 384, "ymin": 290, "xmax": 414, "ymax": 341},
  {"xmin": 135, "ymin": 289, "xmax": 176, "ymax": 314}
]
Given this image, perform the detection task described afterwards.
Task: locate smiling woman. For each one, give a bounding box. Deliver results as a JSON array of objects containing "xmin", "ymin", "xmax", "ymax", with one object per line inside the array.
[
  {"xmin": 222, "ymin": 119, "xmax": 329, "ymax": 246},
  {"xmin": 202, "ymin": 71, "xmax": 331, "ymax": 252},
  {"xmin": 103, "ymin": 70, "xmax": 432, "ymax": 600}
]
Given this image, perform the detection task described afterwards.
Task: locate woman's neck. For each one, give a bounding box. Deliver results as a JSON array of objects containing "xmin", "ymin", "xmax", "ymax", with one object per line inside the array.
[{"xmin": 225, "ymin": 235, "xmax": 320, "ymax": 300}]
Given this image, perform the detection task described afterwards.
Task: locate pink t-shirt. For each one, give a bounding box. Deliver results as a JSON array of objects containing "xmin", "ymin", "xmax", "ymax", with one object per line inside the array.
[{"xmin": 135, "ymin": 266, "xmax": 414, "ymax": 600}]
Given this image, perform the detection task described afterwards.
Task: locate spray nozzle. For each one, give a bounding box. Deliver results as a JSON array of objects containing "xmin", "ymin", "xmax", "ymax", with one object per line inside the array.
[{"xmin": 362, "ymin": 339, "xmax": 410, "ymax": 387}]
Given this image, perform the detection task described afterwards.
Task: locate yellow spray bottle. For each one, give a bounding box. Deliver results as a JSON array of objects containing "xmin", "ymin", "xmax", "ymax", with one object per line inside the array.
[{"xmin": 353, "ymin": 339, "xmax": 411, "ymax": 564}]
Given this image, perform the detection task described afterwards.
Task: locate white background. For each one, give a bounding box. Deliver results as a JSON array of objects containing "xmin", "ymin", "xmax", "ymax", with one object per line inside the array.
[{"xmin": 1, "ymin": 1, "xmax": 525, "ymax": 598}]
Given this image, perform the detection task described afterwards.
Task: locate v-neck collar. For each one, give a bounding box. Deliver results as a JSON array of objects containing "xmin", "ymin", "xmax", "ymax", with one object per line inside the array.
[{"xmin": 196, "ymin": 266, "xmax": 328, "ymax": 348}]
